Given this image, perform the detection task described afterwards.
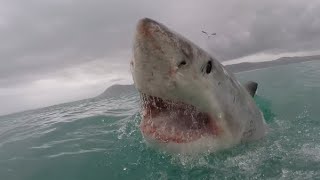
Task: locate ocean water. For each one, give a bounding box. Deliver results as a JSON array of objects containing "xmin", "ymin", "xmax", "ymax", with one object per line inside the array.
[{"xmin": 0, "ymin": 61, "xmax": 320, "ymax": 180}]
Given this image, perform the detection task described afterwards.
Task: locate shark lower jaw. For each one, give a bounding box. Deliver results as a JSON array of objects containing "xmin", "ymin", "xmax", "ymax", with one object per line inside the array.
[{"xmin": 139, "ymin": 94, "xmax": 221, "ymax": 144}]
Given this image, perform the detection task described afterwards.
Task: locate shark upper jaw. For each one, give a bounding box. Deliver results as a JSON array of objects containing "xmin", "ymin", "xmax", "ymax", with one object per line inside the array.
[{"xmin": 139, "ymin": 94, "xmax": 221, "ymax": 144}]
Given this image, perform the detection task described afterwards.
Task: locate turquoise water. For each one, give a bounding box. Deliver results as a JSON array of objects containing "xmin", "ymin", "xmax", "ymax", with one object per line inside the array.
[{"xmin": 0, "ymin": 61, "xmax": 320, "ymax": 180}]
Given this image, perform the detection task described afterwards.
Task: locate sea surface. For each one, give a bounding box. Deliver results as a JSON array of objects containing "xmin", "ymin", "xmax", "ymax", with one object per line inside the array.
[{"xmin": 0, "ymin": 61, "xmax": 320, "ymax": 180}]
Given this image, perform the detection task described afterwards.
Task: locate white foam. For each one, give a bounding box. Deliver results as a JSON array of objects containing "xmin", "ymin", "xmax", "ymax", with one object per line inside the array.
[{"xmin": 143, "ymin": 127, "xmax": 237, "ymax": 155}]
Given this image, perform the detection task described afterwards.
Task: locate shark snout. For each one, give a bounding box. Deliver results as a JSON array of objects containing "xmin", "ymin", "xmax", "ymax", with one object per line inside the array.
[
  {"xmin": 135, "ymin": 18, "xmax": 162, "ymax": 56},
  {"xmin": 134, "ymin": 18, "xmax": 172, "ymax": 74},
  {"xmin": 136, "ymin": 18, "xmax": 163, "ymax": 41},
  {"xmin": 132, "ymin": 18, "xmax": 174, "ymax": 98}
]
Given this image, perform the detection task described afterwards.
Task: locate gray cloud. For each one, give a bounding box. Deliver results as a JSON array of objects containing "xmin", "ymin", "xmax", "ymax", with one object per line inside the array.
[
  {"xmin": 0, "ymin": 0, "xmax": 320, "ymax": 114},
  {"xmin": 205, "ymin": 1, "xmax": 320, "ymax": 59}
]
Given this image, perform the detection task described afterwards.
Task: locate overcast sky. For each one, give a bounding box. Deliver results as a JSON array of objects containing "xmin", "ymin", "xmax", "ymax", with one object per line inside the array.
[{"xmin": 0, "ymin": 0, "xmax": 320, "ymax": 115}]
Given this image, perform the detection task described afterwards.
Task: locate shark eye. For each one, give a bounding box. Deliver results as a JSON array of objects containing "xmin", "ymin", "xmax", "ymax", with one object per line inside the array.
[
  {"xmin": 178, "ymin": 60, "xmax": 187, "ymax": 68},
  {"xmin": 206, "ymin": 61, "xmax": 212, "ymax": 74}
]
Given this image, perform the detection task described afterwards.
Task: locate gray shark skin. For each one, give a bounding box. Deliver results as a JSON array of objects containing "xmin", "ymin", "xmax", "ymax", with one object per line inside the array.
[{"xmin": 131, "ymin": 18, "xmax": 268, "ymax": 154}]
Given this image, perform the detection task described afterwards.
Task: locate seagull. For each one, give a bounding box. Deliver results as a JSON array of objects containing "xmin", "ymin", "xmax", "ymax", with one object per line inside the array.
[{"xmin": 202, "ymin": 31, "xmax": 216, "ymax": 38}]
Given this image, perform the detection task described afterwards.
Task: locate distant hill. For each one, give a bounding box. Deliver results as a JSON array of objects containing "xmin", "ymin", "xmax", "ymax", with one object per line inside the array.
[
  {"xmin": 98, "ymin": 55, "xmax": 320, "ymax": 98},
  {"xmin": 96, "ymin": 84, "xmax": 136, "ymax": 98},
  {"xmin": 225, "ymin": 55, "xmax": 320, "ymax": 73}
]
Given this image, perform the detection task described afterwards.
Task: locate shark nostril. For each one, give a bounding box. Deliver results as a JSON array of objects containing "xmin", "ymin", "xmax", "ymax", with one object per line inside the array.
[
  {"xmin": 178, "ymin": 60, "xmax": 187, "ymax": 68},
  {"xmin": 206, "ymin": 61, "xmax": 212, "ymax": 74}
]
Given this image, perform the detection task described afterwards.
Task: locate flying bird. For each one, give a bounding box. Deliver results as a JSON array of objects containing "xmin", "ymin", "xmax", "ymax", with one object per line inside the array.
[{"xmin": 202, "ymin": 31, "xmax": 216, "ymax": 38}]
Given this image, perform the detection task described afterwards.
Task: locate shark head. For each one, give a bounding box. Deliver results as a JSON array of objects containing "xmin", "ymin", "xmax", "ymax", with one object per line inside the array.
[{"xmin": 131, "ymin": 18, "xmax": 267, "ymax": 154}]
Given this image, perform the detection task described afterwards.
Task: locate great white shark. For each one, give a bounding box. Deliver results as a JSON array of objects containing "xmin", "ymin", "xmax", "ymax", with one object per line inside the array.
[{"xmin": 130, "ymin": 18, "xmax": 268, "ymax": 154}]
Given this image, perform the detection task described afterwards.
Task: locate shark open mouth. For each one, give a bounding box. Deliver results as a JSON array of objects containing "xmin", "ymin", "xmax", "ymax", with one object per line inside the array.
[{"xmin": 140, "ymin": 94, "xmax": 220, "ymax": 144}]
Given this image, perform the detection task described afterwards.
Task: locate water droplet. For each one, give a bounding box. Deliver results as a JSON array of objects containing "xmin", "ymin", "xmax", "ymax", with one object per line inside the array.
[{"xmin": 123, "ymin": 167, "xmax": 127, "ymax": 171}]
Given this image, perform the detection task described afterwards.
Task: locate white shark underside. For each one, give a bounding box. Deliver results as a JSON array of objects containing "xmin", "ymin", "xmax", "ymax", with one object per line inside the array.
[{"xmin": 131, "ymin": 18, "xmax": 268, "ymax": 154}]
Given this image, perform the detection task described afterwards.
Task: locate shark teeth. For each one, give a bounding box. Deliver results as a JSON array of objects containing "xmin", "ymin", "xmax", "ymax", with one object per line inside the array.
[{"xmin": 139, "ymin": 94, "xmax": 219, "ymax": 143}]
